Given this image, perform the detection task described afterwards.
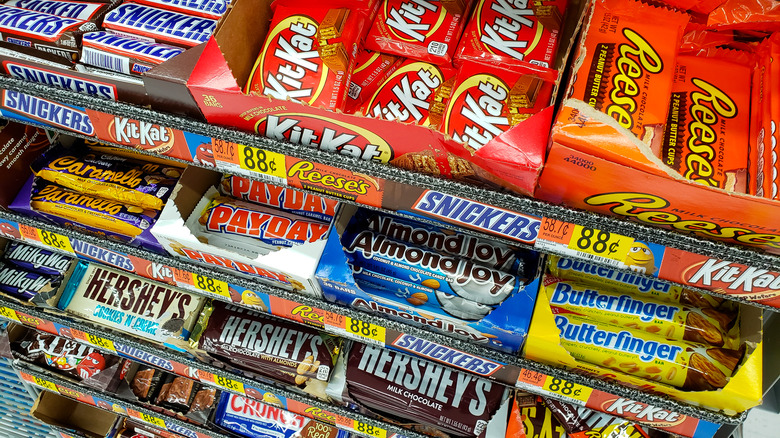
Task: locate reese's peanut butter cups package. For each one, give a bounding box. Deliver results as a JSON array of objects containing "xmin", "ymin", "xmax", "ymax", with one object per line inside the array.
[
  {"xmin": 567, "ymin": 0, "xmax": 689, "ymax": 144},
  {"xmin": 553, "ymin": 311, "xmax": 744, "ymax": 391},
  {"xmin": 344, "ymin": 48, "xmax": 402, "ymax": 114},
  {"xmin": 455, "ymin": 0, "xmax": 568, "ymax": 70}
]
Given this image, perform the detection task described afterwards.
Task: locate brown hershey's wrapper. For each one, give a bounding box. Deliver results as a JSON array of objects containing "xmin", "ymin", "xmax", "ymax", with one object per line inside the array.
[
  {"xmin": 346, "ymin": 343, "xmax": 504, "ymax": 437},
  {"xmin": 198, "ymin": 301, "xmax": 340, "ymax": 387}
]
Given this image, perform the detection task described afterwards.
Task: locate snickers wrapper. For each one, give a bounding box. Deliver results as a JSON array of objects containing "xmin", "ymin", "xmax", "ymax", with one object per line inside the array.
[
  {"xmin": 0, "ymin": 262, "xmax": 59, "ymax": 299},
  {"xmin": 347, "ymin": 343, "xmax": 505, "ymax": 437},
  {"xmin": 343, "ymin": 229, "xmax": 523, "ymax": 305},
  {"xmin": 220, "ymin": 175, "xmax": 338, "ymax": 222},
  {"xmin": 134, "ymin": 0, "xmax": 230, "ymax": 20},
  {"xmin": 5, "ymin": 0, "xmax": 110, "ymax": 21},
  {"xmin": 102, "ymin": 3, "xmax": 217, "ymax": 48},
  {"xmin": 35, "ymin": 147, "xmax": 181, "ymax": 210},
  {"xmin": 81, "ymin": 31, "xmax": 185, "ymax": 75},
  {"xmin": 29, "ymin": 178, "xmax": 158, "ymax": 241},
  {"xmin": 554, "ymin": 311, "xmax": 744, "ymax": 391},
  {"xmin": 3, "ymin": 241, "xmax": 73, "ymax": 276},
  {"xmin": 0, "ymin": 4, "xmax": 98, "ymax": 61},
  {"xmin": 193, "ymin": 301, "xmax": 342, "ymax": 390},
  {"xmin": 58, "ymin": 262, "xmax": 204, "ymax": 342}
]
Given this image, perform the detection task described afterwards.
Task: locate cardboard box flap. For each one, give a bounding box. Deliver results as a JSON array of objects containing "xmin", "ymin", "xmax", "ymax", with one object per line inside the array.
[{"xmin": 211, "ymin": 0, "xmax": 272, "ymax": 89}]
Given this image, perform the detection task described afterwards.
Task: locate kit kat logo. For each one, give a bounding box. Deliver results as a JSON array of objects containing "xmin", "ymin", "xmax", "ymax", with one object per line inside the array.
[
  {"xmin": 256, "ymin": 113, "xmax": 393, "ymax": 163},
  {"xmin": 257, "ymin": 15, "xmax": 327, "ymax": 104},
  {"xmin": 107, "ymin": 117, "xmax": 176, "ymax": 152},
  {"xmin": 1, "ymin": 90, "xmax": 93, "ymax": 135},
  {"xmin": 385, "ymin": 0, "xmax": 444, "ymax": 42},
  {"xmin": 684, "ymin": 259, "xmax": 780, "ymax": 297},
  {"xmin": 367, "ymin": 61, "xmax": 444, "ymax": 124},
  {"xmin": 601, "ymin": 398, "xmax": 685, "ymax": 426},
  {"xmin": 444, "ymin": 73, "xmax": 510, "ymax": 150},
  {"xmin": 477, "ymin": 0, "xmax": 542, "ymax": 61}
]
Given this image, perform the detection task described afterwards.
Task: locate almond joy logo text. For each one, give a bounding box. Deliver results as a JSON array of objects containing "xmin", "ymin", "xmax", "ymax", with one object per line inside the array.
[{"xmin": 385, "ymin": 0, "xmax": 444, "ymax": 42}]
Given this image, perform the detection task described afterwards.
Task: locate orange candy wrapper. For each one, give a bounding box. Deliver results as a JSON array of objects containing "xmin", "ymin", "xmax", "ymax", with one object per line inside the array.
[{"xmin": 708, "ymin": 0, "xmax": 780, "ymax": 32}]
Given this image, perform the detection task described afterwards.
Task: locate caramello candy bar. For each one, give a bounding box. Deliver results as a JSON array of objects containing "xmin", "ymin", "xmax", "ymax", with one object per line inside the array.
[
  {"xmin": 344, "ymin": 229, "xmax": 523, "ymax": 305},
  {"xmin": 102, "ymin": 2, "xmax": 217, "ymax": 47},
  {"xmin": 220, "ymin": 175, "xmax": 338, "ymax": 222},
  {"xmin": 0, "ymin": 4, "xmax": 98, "ymax": 61},
  {"xmin": 3, "ymin": 241, "xmax": 73, "ymax": 276},
  {"xmin": 554, "ymin": 311, "xmax": 744, "ymax": 391},
  {"xmin": 81, "ymin": 31, "xmax": 185, "ymax": 75},
  {"xmin": 5, "ymin": 0, "xmax": 110, "ymax": 21},
  {"xmin": 0, "ymin": 262, "xmax": 60, "ymax": 299},
  {"xmin": 133, "ymin": 0, "xmax": 231, "ymax": 20}
]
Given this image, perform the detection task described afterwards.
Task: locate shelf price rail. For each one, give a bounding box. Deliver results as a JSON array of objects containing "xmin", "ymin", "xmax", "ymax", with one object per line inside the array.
[{"xmin": 0, "ymin": 77, "xmax": 779, "ymax": 310}]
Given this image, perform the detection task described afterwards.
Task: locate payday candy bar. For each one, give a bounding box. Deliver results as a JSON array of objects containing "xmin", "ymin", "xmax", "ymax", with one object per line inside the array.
[
  {"xmin": 0, "ymin": 4, "xmax": 98, "ymax": 61},
  {"xmin": 345, "ymin": 48, "xmax": 401, "ymax": 114},
  {"xmin": 554, "ymin": 311, "xmax": 744, "ymax": 391},
  {"xmin": 29, "ymin": 178, "xmax": 158, "ymax": 241},
  {"xmin": 197, "ymin": 196, "xmax": 330, "ymax": 248},
  {"xmin": 360, "ymin": 58, "xmax": 456, "ymax": 126},
  {"xmin": 12, "ymin": 330, "xmax": 117, "ymax": 381},
  {"xmin": 5, "ymin": 0, "xmax": 109, "ymax": 21},
  {"xmin": 0, "ymin": 262, "xmax": 59, "ymax": 299},
  {"xmin": 347, "ymin": 343, "xmax": 505, "ymax": 436},
  {"xmin": 545, "ymin": 277, "xmax": 739, "ymax": 348},
  {"xmin": 658, "ymin": 54, "xmax": 751, "ymax": 192},
  {"xmin": 220, "ymin": 175, "xmax": 338, "ymax": 222},
  {"xmin": 35, "ymin": 148, "xmax": 181, "ymax": 210},
  {"xmin": 344, "ymin": 229, "xmax": 523, "ymax": 305},
  {"xmin": 81, "ymin": 31, "xmax": 186, "ymax": 75},
  {"xmin": 102, "ymin": 2, "xmax": 217, "ymax": 48},
  {"xmin": 365, "ymin": 0, "xmax": 468, "ymax": 65},
  {"xmin": 3, "ymin": 241, "xmax": 72, "ymax": 276},
  {"xmin": 193, "ymin": 300, "xmax": 341, "ymax": 388},
  {"xmin": 133, "ymin": 0, "xmax": 230, "ymax": 20},
  {"xmin": 215, "ymin": 392, "xmax": 346, "ymax": 438},
  {"xmin": 58, "ymin": 263, "xmax": 204, "ymax": 342},
  {"xmin": 568, "ymin": 0, "xmax": 688, "ymax": 143},
  {"xmin": 455, "ymin": 0, "xmax": 567, "ymax": 70}
]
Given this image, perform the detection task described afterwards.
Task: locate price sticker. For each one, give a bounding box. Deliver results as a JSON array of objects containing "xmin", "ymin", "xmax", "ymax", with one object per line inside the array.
[
  {"xmin": 335, "ymin": 416, "xmax": 386, "ymax": 438},
  {"xmin": 0, "ymin": 306, "xmax": 21, "ymax": 323},
  {"xmin": 516, "ymin": 369, "xmax": 546, "ymax": 388},
  {"xmin": 37, "ymin": 229, "xmax": 74, "ymax": 253},
  {"xmin": 328, "ymin": 315, "xmax": 385, "ymax": 346},
  {"xmin": 237, "ymin": 144, "xmax": 286, "ymax": 182},
  {"xmin": 192, "ymin": 273, "xmax": 231, "ymax": 299},
  {"xmin": 140, "ymin": 412, "xmax": 167, "ymax": 429},
  {"xmin": 206, "ymin": 374, "xmax": 245, "ymax": 395},
  {"xmin": 33, "ymin": 376, "xmax": 59, "ymax": 393},
  {"xmin": 536, "ymin": 218, "xmax": 633, "ymax": 268},
  {"xmin": 540, "ymin": 376, "xmax": 592, "ymax": 406},
  {"xmin": 86, "ymin": 333, "xmax": 116, "ymax": 352}
]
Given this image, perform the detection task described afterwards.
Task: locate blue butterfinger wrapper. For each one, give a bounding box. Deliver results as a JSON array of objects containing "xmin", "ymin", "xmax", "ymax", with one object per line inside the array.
[
  {"xmin": 343, "ymin": 229, "xmax": 523, "ymax": 306},
  {"xmin": 4, "ymin": 241, "xmax": 73, "ymax": 276},
  {"xmin": 0, "ymin": 262, "xmax": 60, "ymax": 300}
]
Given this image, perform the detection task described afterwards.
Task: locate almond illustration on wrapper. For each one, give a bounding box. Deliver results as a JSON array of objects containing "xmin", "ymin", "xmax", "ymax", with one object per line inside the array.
[{"xmin": 407, "ymin": 292, "xmax": 428, "ymax": 306}]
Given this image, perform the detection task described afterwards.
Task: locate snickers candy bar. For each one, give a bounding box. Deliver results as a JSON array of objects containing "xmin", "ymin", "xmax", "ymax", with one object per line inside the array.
[
  {"xmin": 220, "ymin": 175, "xmax": 338, "ymax": 222},
  {"xmin": 344, "ymin": 229, "xmax": 523, "ymax": 305},
  {"xmin": 103, "ymin": 3, "xmax": 217, "ymax": 48},
  {"xmin": 0, "ymin": 262, "xmax": 60, "ymax": 299},
  {"xmin": 58, "ymin": 263, "xmax": 204, "ymax": 342},
  {"xmin": 12, "ymin": 330, "xmax": 116, "ymax": 380},
  {"xmin": 81, "ymin": 31, "xmax": 185, "ymax": 75},
  {"xmin": 134, "ymin": 0, "xmax": 230, "ymax": 20},
  {"xmin": 5, "ymin": 0, "xmax": 110, "ymax": 21},
  {"xmin": 344, "ymin": 48, "xmax": 401, "ymax": 114},
  {"xmin": 347, "ymin": 343, "xmax": 505, "ymax": 437},
  {"xmin": 35, "ymin": 148, "xmax": 181, "ymax": 210},
  {"xmin": 3, "ymin": 241, "xmax": 72, "ymax": 276},
  {"xmin": 0, "ymin": 4, "xmax": 98, "ymax": 62},
  {"xmin": 29, "ymin": 178, "xmax": 158, "ymax": 241}
]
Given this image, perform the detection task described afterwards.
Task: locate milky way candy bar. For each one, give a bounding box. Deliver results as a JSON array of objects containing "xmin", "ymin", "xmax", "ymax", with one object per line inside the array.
[
  {"xmin": 0, "ymin": 4, "xmax": 98, "ymax": 62},
  {"xmin": 0, "ymin": 262, "xmax": 60, "ymax": 300},
  {"xmin": 344, "ymin": 229, "xmax": 523, "ymax": 305},
  {"xmin": 3, "ymin": 241, "xmax": 73, "ymax": 276},
  {"xmin": 347, "ymin": 343, "xmax": 506, "ymax": 437},
  {"xmin": 220, "ymin": 175, "xmax": 338, "ymax": 222},
  {"xmin": 134, "ymin": 0, "xmax": 230, "ymax": 20},
  {"xmin": 102, "ymin": 3, "xmax": 217, "ymax": 48},
  {"xmin": 5, "ymin": 0, "xmax": 109, "ymax": 21},
  {"xmin": 81, "ymin": 31, "xmax": 185, "ymax": 75}
]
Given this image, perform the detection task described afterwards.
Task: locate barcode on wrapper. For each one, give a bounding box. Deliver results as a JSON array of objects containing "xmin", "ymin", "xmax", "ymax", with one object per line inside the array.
[{"xmin": 82, "ymin": 47, "xmax": 129, "ymax": 74}]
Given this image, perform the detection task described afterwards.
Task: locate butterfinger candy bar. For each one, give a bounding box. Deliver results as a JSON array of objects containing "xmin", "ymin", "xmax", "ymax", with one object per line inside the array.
[
  {"xmin": 102, "ymin": 3, "xmax": 217, "ymax": 48},
  {"xmin": 5, "ymin": 0, "xmax": 109, "ymax": 21},
  {"xmin": 344, "ymin": 229, "xmax": 523, "ymax": 305},
  {"xmin": 220, "ymin": 175, "xmax": 338, "ymax": 222},
  {"xmin": 347, "ymin": 343, "xmax": 505, "ymax": 436},
  {"xmin": 455, "ymin": 0, "xmax": 567, "ymax": 70},
  {"xmin": 0, "ymin": 4, "xmax": 98, "ymax": 62},
  {"xmin": 3, "ymin": 241, "xmax": 72, "ymax": 276},
  {"xmin": 81, "ymin": 31, "xmax": 185, "ymax": 75},
  {"xmin": 658, "ymin": 54, "xmax": 751, "ymax": 192},
  {"xmin": 568, "ymin": 0, "xmax": 688, "ymax": 142},
  {"xmin": 0, "ymin": 262, "xmax": 60, "ymax": 299},
  {"xmin": 344, "ymin": 48, "xmax": 401, "ymax": 114},
  {"xmin": 554, "ymin": 311, "xmax": 744, "ymax": 391},
  {"xmin": 133, "ymin": 0, "xmax": 230, "ymax": 20},
  {"xmin": 545, "ymin": 277, "xmax": 739, "ymax": 348},
  {"xmin": 35, "ymin": 148, "xmax": 180, "ymax": 210}
]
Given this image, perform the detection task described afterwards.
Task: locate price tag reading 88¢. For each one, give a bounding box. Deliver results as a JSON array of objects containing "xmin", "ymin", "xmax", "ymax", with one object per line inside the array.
[
  {"xmin": 237, "ymin": 144, "xmax": 287, "ymax": 186},
  {"xmin": 38, "ymin": 229, "xmax": 74, "ymax": 253},
  {"xmin": 567, "ymin": 225, "xmax": 632, "ymax": 264},
  {"xmin": 353, "ymin": 421, "xmax": 386, "ymax": 438},
  {"xmin": 344, "ymin": 317, "xmax": 385, "ymax": 346},
  {"xmin": 541, "ymin": 376, "xmax": 592, "ymax": 406}
]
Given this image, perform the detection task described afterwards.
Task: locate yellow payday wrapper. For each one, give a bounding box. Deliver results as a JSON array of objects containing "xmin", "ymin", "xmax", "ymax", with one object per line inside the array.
[
  {"xmin": 544, "ymin": 276, "xmax": 740, "ymax": 349},
  {"xmin": 553, "ymin": 311, "xmax": 743, "ymax": 391}
]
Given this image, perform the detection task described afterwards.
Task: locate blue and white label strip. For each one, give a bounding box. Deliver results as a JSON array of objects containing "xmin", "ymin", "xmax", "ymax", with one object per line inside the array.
[{"xmin": 103, "ymin": 3, "xmax": 217, "ymax": 47}]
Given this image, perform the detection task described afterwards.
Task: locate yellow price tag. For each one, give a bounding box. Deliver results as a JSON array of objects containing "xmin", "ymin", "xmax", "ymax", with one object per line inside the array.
[
  {"xmin": 567, "ymin": 225, "xmax": 632, "ymax": 262},
  {"xmin": 140, "ymin": 412, "xmax": 167, "ymax": 429},
  {"xmin": 353, "ymin": 421, "xmax": 387, "ymax": 438},
  {"xmin": 0, "ymin": 306, "xmax": 20, "ymax": 323},
  {"xmin": 237, "ymin": 144, "xmax": 286, "ymax": 180},
  {"xmin": 33, "ymin": 376, "xmax": 58, "ymax": 393},
  {"xmin": 542, "ymin": 376, "xmax": 592, "ymax": 406},
  {"xmin": 213, "ymin": 375, "xmax": 245, "ymax": 395},
  {"xmin": 344, "ymin": 317, "xmax": 385, "ymax": 346},
  {"xmin": 86, "ymin": 333, "xmax": 116, "ymax": 352},
  {"xmin": 192, "ymin": 274, "xmax": 231, "ymax": 299},
  {"xmin": 37, "ymin": 229, "xmax": 74, "ymax": 253}
]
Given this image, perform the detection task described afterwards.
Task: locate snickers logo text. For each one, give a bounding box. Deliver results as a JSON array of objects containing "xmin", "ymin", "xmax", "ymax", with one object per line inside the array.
[{"xmin": 2, "ymin": 90, "xmax": 93, "ymax": 135}]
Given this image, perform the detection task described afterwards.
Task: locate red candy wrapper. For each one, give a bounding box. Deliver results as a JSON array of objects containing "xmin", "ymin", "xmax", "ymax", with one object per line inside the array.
[
  {"xmin": 707, "ymin": 0, "xmax": 780, "ymax": 32},
  {"xmin": 364, "ymin": 0, "xmax": 470, "ymax": 65},
  {"xmin": 455, "ymin": 0, "xmax": 568, "ymax": 71},
  {"xmin": 344, "ymin": 48, "xmax": 402, "ymax": 114}
]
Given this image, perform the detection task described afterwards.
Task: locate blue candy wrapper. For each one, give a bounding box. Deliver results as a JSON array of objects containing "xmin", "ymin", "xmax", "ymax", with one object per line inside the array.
[
  {"xmin": 0, "ymin": 262, "xmax": 60, "ymax": 300},
  {"xmin": 4, "ymin": 241, "xmax": 73, "ymax": 276}
]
